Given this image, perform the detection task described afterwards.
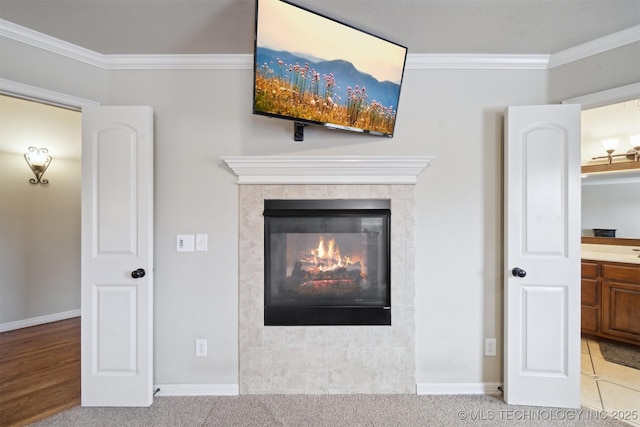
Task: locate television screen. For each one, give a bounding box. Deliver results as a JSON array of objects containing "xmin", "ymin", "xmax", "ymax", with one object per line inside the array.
[{"xmin": 253, "ymin": 0, "xmax": 408, "ymax": 137}]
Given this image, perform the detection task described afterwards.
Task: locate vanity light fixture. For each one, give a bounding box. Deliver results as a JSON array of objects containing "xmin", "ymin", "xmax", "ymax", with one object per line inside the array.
[
  {"xmin": 630, "ymin": 134, "xmax": 640, "ymax": 162},
  {"xmin": 592, "ymin": 136, "xmax": 640, "ymax": 164},
  {"xmin": 24, "ymin": 147, "xmax": 52, "ymax": 184}
]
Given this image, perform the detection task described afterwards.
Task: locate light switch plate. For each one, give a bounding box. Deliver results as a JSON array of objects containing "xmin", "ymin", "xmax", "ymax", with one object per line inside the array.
[
  {"xmin": 195, "ymin": 339, "xmax": 207, "ymax": 357},
  {"xmin": 177, "ymin": 235, "xmax": 195, "ymax": 252}
]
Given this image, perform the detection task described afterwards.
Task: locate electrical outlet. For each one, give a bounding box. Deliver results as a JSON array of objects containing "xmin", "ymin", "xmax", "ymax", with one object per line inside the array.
[
  {"xmin": 485, "ymin": 338, "xmax": 496, "ymax": 356},
  {"xmin": 195, "ymin": 339, "xmax": 207, "ymax": 357}
]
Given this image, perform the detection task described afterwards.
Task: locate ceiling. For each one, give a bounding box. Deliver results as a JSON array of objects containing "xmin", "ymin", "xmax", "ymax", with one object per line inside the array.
[{"xmin": 0, "ymin": 0, "xmax": 639, "ymax": 56}]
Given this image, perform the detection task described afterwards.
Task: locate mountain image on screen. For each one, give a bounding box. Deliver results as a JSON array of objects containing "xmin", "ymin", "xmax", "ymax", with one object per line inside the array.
[{"xmin": 254, "ymin": 47, "xmax": 402, "ymax": 136}]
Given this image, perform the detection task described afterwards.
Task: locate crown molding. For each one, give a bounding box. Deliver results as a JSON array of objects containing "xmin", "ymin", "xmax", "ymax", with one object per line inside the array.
[
  {"xmin": 103, "ymin": 54, "xmax": 253, "ymax": 70},
  {"xmin": 103, "ymin": 53, "xmax": 551, "ymax": 70},
  {"xmin": 0, "ymin": 19, "xmax": 105, "ymax": 67},
  {"xmin": 103, "ymin": 53, "xmax": 548, "ymax": 70},
  {"xmin": 548, "ymin": 25, "xmax": 640, "ymax": 69},
  {"xmin": 1, "ymin": 18, "xmax": 636, "ymax": 71},
  {"xmin": 222, "ymin": 156, "xmax": 433, "ymax": 185},
  {"xmin": 405, "ymin": 54, "xmax": 549, "ymax": 70}
]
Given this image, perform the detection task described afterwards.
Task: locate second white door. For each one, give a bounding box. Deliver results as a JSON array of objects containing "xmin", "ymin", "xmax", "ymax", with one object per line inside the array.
[
  {"xmin": 504, "ymin": 104, "xmax": 581, "ymax": 408},
  {"xmin": 81, "ymin": 106, "xmax": 154, "ymax": 407}
]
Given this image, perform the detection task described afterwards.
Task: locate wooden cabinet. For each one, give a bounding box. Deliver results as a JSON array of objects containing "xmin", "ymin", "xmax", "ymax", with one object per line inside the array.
[{"xmin": 581, "ymin": 260, "xmax": 640, "ymax": 345}]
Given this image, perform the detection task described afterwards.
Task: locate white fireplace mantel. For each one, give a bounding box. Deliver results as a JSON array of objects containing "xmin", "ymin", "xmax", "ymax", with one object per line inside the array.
[{"xmin": 222, "ymin": 156, "xmax": 433, "ymax": 185}]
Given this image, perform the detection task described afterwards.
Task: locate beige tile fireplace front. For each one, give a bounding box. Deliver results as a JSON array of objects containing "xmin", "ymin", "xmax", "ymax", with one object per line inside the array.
[
  {"xmin": 225, "ymin": 155, "xmax": 431, "ymax": 394},
  {"xmin": 238, "ymin": 184, "xmax": 415, "ymax": 394}
]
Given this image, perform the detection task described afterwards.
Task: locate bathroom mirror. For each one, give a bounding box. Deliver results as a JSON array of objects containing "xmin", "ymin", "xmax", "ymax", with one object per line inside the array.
[{"xmin": 579, "ymin": 97, "xmax": 640, "ymax": 240}]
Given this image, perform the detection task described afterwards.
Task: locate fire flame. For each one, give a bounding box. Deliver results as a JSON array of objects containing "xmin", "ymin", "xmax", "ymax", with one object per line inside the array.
[{"xmin": 301, "ymin": 236, "xmax": 363, "ymax": 273}]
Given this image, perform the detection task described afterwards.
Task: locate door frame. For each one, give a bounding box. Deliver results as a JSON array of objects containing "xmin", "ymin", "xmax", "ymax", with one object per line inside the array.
[
  {"xmin": 0, "ymin": 76, "xmax": 99, "ymax": 388},
  {"xmin": 3, "ymin": 80, "xmax": 157, "ymax": 405},
  {"xmin": 562, "ymin": 82, "xmax": 640, "ymax": 400},
  {"xmin": 0, "ymin": 78, "xmax": 100, "ymax": 321},
  {"xmin": 0, "ymin": 81, "xmax": 95, "ymax": 333},
  {"xmin": 0, "ymin": 79, "xmax": 100, "ymax": 110},
  {"xmin": 562, "ymin": 82, "xmax": 640, "ymax": 110}
]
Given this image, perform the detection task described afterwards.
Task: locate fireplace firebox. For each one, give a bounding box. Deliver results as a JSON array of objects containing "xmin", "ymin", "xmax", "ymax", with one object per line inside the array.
[{"xmin": 263, "ymin": 199, "xmax": 391, "ymax": 326}]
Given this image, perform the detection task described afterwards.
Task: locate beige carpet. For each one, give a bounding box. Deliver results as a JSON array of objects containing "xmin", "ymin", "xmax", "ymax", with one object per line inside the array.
[{"xmin": 30, "ymin": 394, "xmax": 629, "ymax": 426}]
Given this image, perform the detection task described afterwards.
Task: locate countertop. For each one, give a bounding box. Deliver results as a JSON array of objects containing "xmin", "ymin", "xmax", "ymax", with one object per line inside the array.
[{"xmin": 581, "ymin": 244, "xmax": 640, "ymax": 265}]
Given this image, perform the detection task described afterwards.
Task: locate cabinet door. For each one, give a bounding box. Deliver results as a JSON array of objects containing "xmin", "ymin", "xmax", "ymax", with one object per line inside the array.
[{"xmin": 602, "ymin": 280, "xmax": 640, "ymax": 344}]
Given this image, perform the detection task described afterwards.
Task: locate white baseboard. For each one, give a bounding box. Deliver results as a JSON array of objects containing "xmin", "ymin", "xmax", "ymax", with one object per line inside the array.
[
  {"xmin": 156, "ymin": 383, "xmax": 498, "ymax": 396},
  {"xmin": 0, "ymin": 309, "xmax": 81, "ymax": 333},
  {"xmin": 417, "ymin": 382, "xmax": 502, "ymax": 396},
  {"xmin": 153, "ymin": 384, "xmax": 239, "ymax": 397}
]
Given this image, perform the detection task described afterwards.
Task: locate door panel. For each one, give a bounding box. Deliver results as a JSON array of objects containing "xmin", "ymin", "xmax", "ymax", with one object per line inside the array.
[
  {"xmin": 520, "ymin": 285, "xmax": 567, "ymax": 375},
  {"xmin": 95, "ymin": 285, "xmax": 137, "ymax": 373},
  {"xmin": 95, "ymin": 127, "xmax": 138, "ymax": 254},
  {"xmin": 523, "ymin": 126, "xmax": 567, "ymax": 255}
]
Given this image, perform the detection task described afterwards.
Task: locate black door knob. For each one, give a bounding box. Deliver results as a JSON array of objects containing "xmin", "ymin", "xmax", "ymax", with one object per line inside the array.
[
  {"xmin": 131, "ymin": 268, "xmax": 146, "ymax": 279},
  {"xmin": 511, "ymin": 267, "xmax": 526, "ymax": 278}
]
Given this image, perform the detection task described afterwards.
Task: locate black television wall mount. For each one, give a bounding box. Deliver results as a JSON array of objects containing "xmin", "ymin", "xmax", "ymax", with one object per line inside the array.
[{"xmin": 294, "ymin": 122, "xmax": 305, "ymax": 142}]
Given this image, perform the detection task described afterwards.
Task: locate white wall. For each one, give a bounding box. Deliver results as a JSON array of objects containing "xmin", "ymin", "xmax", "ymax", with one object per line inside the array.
[
  {"xmin": 409, "ymin": 69, "xmax": 547, "ymax": 385},
  {"xmin": 100, "ymin": 67, "xmax": 547, "ymax": 387},
  {"xmin": 0, "ymin": 38, "xmax": 108, "ymax": 102},
  {"xmin": 1, "ymin": 34, "xmax": 637, "ymax": 389},
  {"xmin": 549, "ymin": 43, "xmax": 640, "ymax": 242},
  {"xmin": 0, "ymin": 95, "xmax": 81, "ymax": 324},
  {"xmin": 548, "ymin": 42, "xmax": 640, "ymax": 103}
]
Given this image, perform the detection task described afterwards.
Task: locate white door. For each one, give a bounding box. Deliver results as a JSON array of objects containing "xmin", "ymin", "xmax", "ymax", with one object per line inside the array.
[
  {"xmin": 81, "ymin": 106, "xmax": 154, "ymax": 407},
  {"xmin": 504, "ymin": 104, "xmax": 581, "ymax": 408}
]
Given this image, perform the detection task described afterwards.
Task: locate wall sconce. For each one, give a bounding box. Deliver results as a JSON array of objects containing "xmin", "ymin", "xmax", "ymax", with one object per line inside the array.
[
  {"xmin": 592, "ymin": 135, "xmax": 640, "ymax": 164},
  {"xmin": 24, "ymin": 147, "xmax": 52, "ymax": 184}
]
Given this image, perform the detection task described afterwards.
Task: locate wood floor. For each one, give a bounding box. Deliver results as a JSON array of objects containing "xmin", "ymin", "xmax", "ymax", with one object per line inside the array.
[{"xmin": 0, "ymin": 317, "xmax": 80, "ymax": 427}]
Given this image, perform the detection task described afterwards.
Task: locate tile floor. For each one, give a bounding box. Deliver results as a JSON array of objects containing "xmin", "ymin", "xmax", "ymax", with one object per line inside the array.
[{"xmin": 581, "ymin": 338, "xmax": 640, "ymax": 426}]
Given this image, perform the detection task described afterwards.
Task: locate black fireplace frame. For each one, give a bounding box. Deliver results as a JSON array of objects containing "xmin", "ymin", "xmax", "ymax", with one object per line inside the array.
[{"xmin": 263, "ymin": 199, "xmax": 391, "ymax": 326}]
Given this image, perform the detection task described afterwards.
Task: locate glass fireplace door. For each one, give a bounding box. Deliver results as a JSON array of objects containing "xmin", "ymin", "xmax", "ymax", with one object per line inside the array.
[{"xmin": 264, "ymin": 199, "xmax": 391, "ymax": 326}]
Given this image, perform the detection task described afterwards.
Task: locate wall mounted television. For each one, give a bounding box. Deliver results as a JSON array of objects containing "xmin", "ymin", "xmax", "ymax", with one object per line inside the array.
[{"xmin": 253, "ymin": 0, "xmax": 408, "ymax": 139}]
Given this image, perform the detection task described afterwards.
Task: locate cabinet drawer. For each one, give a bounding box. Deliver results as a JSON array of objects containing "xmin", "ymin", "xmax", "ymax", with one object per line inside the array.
[
  {"xmin": 581, "ymin": 279, "xmax": 598, "ymax": 306},
  {"xmin": 581, "ymin": 262, "xmax": 599, "ymax": 279},
  {"xmin": 602, "ymin": 264, "xmax": 640, "ymax": 282}
]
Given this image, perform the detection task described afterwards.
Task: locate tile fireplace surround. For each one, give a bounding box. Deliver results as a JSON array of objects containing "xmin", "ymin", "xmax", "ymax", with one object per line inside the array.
[{"xmin": 224, "ymin": 156, "xmax": 432, "ymax": 394}]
